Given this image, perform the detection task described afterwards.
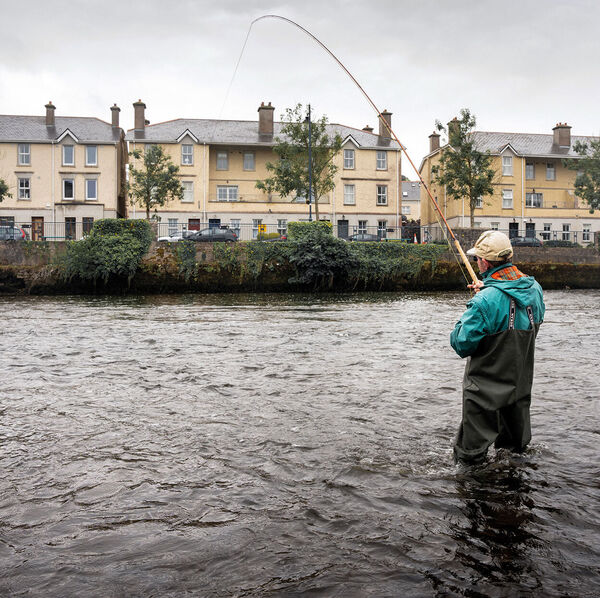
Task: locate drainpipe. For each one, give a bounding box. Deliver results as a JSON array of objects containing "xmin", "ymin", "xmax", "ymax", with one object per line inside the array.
[
  {"xmin": 131, "ymin": 141, "xmax": 136, "ymax": 219},
  {"xmin": 51, "ymin": 141, "xmax": 56, "ymax": 226},
  {"xmin": 521, "ymin": 157, "xmax": 525, "ymax": 234},
  {"xmin": 203, "ymin": 143, "xmax": 207, "ymax": 223},
  {"xmin": 396, "ymin": 150, "xmax": 400, "ymax": 239}
]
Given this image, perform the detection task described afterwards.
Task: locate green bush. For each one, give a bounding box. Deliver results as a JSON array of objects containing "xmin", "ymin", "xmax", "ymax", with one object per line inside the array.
[
  {"xmin": 543, "ymin": 240, "xmax": 580, "ymax": 248},
  {"xmin": 287, "ymin": 220, "xmax": 332, "ymax": 240},
  {"xmin": 256, "ymin": 232, "xmax": 282, "ymax": 240}
]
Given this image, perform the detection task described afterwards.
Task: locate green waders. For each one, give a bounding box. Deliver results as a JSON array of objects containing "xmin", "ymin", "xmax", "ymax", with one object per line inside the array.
[{"xmin": 454, "ymin": 299, "xmax": 540, "ymax": 464}]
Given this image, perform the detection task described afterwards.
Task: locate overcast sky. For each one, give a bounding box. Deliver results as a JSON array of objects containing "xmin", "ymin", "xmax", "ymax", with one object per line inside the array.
[{"xmin": 1, "ymin": 0, "xmax": 599, "ymax": 172}]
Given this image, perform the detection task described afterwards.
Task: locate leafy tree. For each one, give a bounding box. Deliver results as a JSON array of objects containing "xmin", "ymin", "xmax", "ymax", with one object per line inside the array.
[
  {"xmin": 0, "ymin": 178, "xmax": 11, "ymax": 202},
  {"xmin": 563, "ymin": 139, "xmax": 600, "ymax": 212},
  {"xmin": 128, "ymin": 145, "xmax": 184, "ymax": 219},
  {"xmin": 256, "ymin": 104, "xmax": 342, "ymax": 221},
  {"xmin": 431, "ymin": 108, "xmax": 497, "ymax": 227}
]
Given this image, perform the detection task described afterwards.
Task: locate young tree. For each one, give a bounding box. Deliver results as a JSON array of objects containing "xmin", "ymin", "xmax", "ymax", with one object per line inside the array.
[
  {"xmin": 0, "ymin": 178, "xmax": 11, "ymax": 202},
  {"xmin": 431, "ymin": 108, "xmax": 497, "ymax": 227},
  {"xmin": 256, "ymin": 104, "xmax": 343, "ymax": 221},
  {"xmin": 564, "ymin": 139, "xmax": 600, "ymax": 212},
  {"xmin": 128, "ymin": 145, "xmax": 184, "ymax": 219}
]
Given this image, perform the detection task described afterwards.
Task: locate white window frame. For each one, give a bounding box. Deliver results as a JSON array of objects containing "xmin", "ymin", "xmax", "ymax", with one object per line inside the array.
[
  {"xmin": 358, "ymin": 220, "xmax": 367, "ymax": 234},
  {"xmin": 546, "ymin": 162, "xmax": 556, "ymax": 181},
  {"xmin": 491, "ymin": 222, "xmax": 499, "ymax": 230},
  {"xmin": 541, "ymin": 223, "xmax": 551, "ymax": 241},
  {"xmin": 243, "ymin": 152, "xmax": 255, "ymax": 171},
  {"xmin": 18, "ymin": 143, "xmax": 30, "ymax": 165},
  {"xmin": 343, "ymin": 149, "xmax": 355, "ymax": 169},
  {"xmin": 181, "ymin": 144, "xmax": 194, "ymax": 165},
  {"xmin": 562, "ymin": 223, "xmax": 571, "ymax": 241},
  {"xmin": 474, "ymin": 196, "xmax": 483, "ymax": 208},
  {"xmin": 230, "ymin": 218, "xmax": 241, "ymax": 236},
  {"xmin": 182, "ymin": 181, "xmax": 194, "ymax": 203},
  {"xmin": 18, "ymin": 177, "xmax": 31, "ymax": 200},
  {"xmin": 216, "ymin": 185, "xmax": 238, "ymax": 201},
  {"xmin": 216, "ymin": 151, "xmax": 229, "ymax": 171},
  {"xmin": 502, "ymin": 189, "xmax": 513, "ymax": 209},
  {"xmin": 402, "ymin": 205, "xmax": 411, "ymax": 215},
  {"xmin": 583, "ymin": 224, "xmax": 591, "ymax": 242},
  {"xmin": 63, "ymin": 178, "xmax": 75, "ymax": 200},
  {"xmin": 377, "ymin": 220, "xmax": 387, "ymax": 239},
  {"xmin": 376, "ymin": 185, "xmax": 388, "ymax": 206},
  {"xmin": 502, "ymin": 155, "xmax": 513, "ymax": 176},
  {"xmin": 526, "ymin": 192, "xmax": 543, "ymax": 208},
  {"xmin": 343, "ymin": 184, "xmax": 355, "ymax": 205},
  {"xmin": 277, "ymin": 219, "xmax": 287, "ymax": 235},
  {"xmin": 85, "ymin": 145, "xmax": 97, "ymax": 166},
  {"xmin": 85, "ymin": 179, "xmax": 97, "ymax": 201},
  {"xmin": 376, "ymin": 151, "xmax": 387, "ymax": 170},
  {"xmin": 252, "ymin": 218, "xmax": 262, "ymax": 239},
  {"xmin": 168, "ymin": 218, "xmax": 179, "ymax": 235},
  {"xmin": 526, "ymin": 162, "xmax": 535, "ymax": 180},
  {"xmin": 62, "ymin": 144, "xmax": 75, "ymax": 166}
]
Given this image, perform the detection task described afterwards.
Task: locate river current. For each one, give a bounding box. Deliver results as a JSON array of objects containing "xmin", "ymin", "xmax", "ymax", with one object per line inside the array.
[{"xmin": 0, "ymin": 290, "xmax": 598, "ymax": 597}]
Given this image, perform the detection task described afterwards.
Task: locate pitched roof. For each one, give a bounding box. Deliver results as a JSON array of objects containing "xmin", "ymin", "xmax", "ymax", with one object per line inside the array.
[
  {"xmin": 125, "ymin": 118, "xmax": 400, "ymax": 150},
  {"xmin": 0, "ymin": 115, "xmax": 122, "ymax": 143},
  {"xmin": 402, "ymin": 181, "xmax": 421, "ymax": 202}
]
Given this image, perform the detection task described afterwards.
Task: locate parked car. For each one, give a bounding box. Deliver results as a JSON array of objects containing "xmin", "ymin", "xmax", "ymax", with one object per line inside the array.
[
  {"xmin": 157, "ymin": 230, "xmax": 198, "ymax": 242},
  {"xmin": 0, "ymin": 225, "xmax": 28, "ymax": 240},
  {"xmin": 347, "ymin": 233, "xmax": 381, "ymax": 242},
  {"xmin": 185, "ymin": 227, "xmax": 238, "ymax": 242},
  {"xmin": 511, "ymin": 236, "xmax": 543, "ymax": 247}
]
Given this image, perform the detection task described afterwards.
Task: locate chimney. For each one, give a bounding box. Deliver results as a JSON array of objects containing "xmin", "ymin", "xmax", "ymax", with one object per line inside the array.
[
  {"xmin": 429, "ymin": 131, "xmax": 440, "ymax": 152},
  {"xmin": 45, "ymin": 101, "xmax": 55, "ymax": 126},
  {"xmin": 258, "ymin": 101, "xmax": 275, "ymax": 136},
  {"xmin": 362, "ymin": 125, "xmax": 374, "ymax": 133},
  {"xmin": 447, "ymin": 117, "xmax": 460, "ymax": 144},
  {"xmin": 133, "ymin": 99, "xmax": 146, "ymax": 131},
  {"xmin": 378, "ymin": 110, "xmax": 392, "ymax": 138},
  {"xmin": 111, "ymin": 104, "xmax": 121, "ymax": 128},
  {"xmin": 553, "ymin": 122, "xmax": 571, "ymax": 148}
]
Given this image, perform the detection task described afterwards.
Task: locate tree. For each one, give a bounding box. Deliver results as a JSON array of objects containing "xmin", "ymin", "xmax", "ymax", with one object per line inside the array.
[
  {"xmin": 128, "ymin": 145, "xmax": 184, "ymax": 219},
  {"xmin": 256, "ymin": 104, "xmax": 342, "ymax": 221},
  {"xmin": 563, "ymin": 140, "xmax": 600, "ymax": 212},
  {"xmin": 431, "ymin": 108, "xmax": 497, "ymax": 227},
  {"xmin": 0, "ymin": 178, "xmax": 11, "ymax": 202}
]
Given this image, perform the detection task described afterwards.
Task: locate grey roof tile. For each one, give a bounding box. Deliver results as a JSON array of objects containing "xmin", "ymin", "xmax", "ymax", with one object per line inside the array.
[
  {"xmin": 0, "ymin": 115, "xmax": 122, "ymax": 143},
  {"xmin": 402, "ymin": 181, "xmax": 421, "ymax": 201}
]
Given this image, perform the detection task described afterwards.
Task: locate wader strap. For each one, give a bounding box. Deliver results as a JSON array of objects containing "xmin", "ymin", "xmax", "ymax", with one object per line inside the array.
[
  {"xmin": 508, "ymin": 299, "xmax": 516, "ymax": 330},
  {"xmin": 526, "ymin": 305, "xmax": 535, "ymax": 328}
]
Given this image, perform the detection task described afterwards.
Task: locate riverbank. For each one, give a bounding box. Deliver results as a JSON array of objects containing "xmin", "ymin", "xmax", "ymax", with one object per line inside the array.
[{"xmin": 1, "ymin": 240, "xmax": 599, "ymax": 294}]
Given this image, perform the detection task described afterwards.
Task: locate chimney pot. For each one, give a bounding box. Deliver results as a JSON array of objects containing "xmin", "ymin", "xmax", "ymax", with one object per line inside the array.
[
  {"xmin": 45, "ymin": 101, "xmax": 56, "ymax": 127},
  {"xmin": 378, "ymin": 110, "xmax": 392, "ymax": 138},
  {"xmin": 362, "ymin": 125, "xmax": 374, "ymax": 133},
  {"xmin": 110, "ymin": 103, "xmax": 121, "ymax": 128},
  {"xmin": 553, "ymin": 122, "xmax": 571, "ymax": 148},
  {"xmin": 133, "ymin": 99, "xmax": 146, "ymax": 131},
  {"xmin": 429, "ymin": 131, "xmax": 440, "ymax": 153},
  {"xmin": 257, "ymin": 101, "xmax": 275, "ymax": 136}
]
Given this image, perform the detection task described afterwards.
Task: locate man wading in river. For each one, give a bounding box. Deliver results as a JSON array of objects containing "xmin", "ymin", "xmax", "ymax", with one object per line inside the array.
[{"xmin": 451, "ymin": 230, "xmax": 545, "ymax": 464}]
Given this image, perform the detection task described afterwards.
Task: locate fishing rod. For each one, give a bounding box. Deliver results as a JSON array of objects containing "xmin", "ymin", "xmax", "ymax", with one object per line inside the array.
[{"xmin": 248, "ymin": 14, "xmax": 479, "ymax": 285}]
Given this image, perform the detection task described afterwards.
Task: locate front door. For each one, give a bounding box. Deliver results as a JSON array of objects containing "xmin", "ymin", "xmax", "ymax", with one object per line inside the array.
[
  {"xmin": 32, "ymin": 217, "xmax": 44, "ymax": 241},
  {"xmin": 525, "ymin": 222, "xmax": 535, "ymax": 238},
  {"xmin": 509, "ymin": 222, "xmax": 519, "ymax": 239},
  {"xmin": 65, "ymin": 217, "xmax": 76, "ymax": 240},
  {"xmin": 337, "ymin": 219, "xmax": 349, "ymax": 239},
  {"xmin": 188, "ymin": 218, "xmax": 201, "ymax": 231}
]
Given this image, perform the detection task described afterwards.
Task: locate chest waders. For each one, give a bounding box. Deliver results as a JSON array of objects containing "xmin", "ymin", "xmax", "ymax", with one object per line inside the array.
[{"xmin": 454, "ymin": 298, "xmax": 540, "ymax": 464}]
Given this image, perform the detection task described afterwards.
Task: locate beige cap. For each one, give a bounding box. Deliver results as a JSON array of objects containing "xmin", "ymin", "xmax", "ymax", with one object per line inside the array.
[{"xmin": 466, "ymin": 230, "xmax": 513, "ymax": 261}]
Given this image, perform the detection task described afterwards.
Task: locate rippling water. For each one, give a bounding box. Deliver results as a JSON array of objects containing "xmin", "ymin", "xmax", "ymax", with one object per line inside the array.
[{"xmin": 1, "ymin": 291, "xmax": 599, "ymax": 597}]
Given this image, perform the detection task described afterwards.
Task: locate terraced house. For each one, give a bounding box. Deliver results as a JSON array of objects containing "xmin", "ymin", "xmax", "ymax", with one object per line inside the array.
[
  {"xmin": 419, "ymin": 122, "xmax": 600, "ymax": 244},
  {"xmin": 0, "ymin": 102, "xmax": 127, "ymax": 239},
  {"xmin": 126, "ymin": 100, "xmax": 402, "ymax": 239}
]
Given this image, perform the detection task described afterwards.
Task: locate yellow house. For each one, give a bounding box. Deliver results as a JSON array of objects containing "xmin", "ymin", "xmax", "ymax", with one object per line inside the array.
[
  {"xmin": 0, "ymin": 102, "xmax": 127, "ymax": 239},
  {"xmin": 126, "ymin": 101, "xmax": 402, "ymax": 239},
  {"xmin": 419, "ymin": 122, "xmax": 600, "ymax": 244}
]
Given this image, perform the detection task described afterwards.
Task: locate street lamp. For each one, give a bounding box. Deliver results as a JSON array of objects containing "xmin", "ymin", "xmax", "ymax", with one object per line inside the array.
[{"xmin": 305, "ymin": 104, "xmax": 313, "ymax": 222}]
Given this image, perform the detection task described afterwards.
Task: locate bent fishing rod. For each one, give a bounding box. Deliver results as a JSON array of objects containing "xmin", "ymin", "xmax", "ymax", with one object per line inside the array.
[{"xmin": 246, "ymin": 15, "xmax": 479, "ymax": 285}]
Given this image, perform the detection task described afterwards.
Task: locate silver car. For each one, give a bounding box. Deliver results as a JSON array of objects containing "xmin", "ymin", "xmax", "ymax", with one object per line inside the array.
[{"xmin": 0, "ymin": 225, "xmax": 28, "ymax": 240}]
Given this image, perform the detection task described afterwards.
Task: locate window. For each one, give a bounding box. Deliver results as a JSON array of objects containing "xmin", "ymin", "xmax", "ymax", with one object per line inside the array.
[
  {"xmin": 491, "ymin": 222, "xmax": 499, "ymax": 230},
  {"xmin": 541, "ymin": 223, "xmax": 551, "ymax": 241},
  {"xmin": 378, "ymin": 220, "xmax": 387, "ymax": 239},
  {"xmin": 181, "ymin": 144, "xmax": 193, "ymax": 165},
  {"xmin": 65, "ymin": 217, "xmax": 76, "ymax": 240},
  {"xmin": 502, "ymin": 189, "xmax": 513, "ymax": 209},
  {"xmin": 86, "ymin": 179, "xmax": 97, "ymax": 201},
  {"xmin": 216, "ymin": 151, "xmax": 228, "ymax": 170},
  {"xmin": 402, "ymin": 191, "xmax": 408, "ymax": 197},
  {"xmin": 86, "ymin": 145, "xmax": 97, "ymax": 166},
  {"xmin": 252, "ymin": 218, "xmax": 262, "ymax": 239},
  {"xmin": 243, "ymin": 152, "xmax": 255, "ymax": 171},
  {"xmin": 343, "ymin": 184, "xmax": 355, "ymax": 205},
  {"xmin": 502, "ymin": 155, "xmax": 513, "ymax": 176},
  {"xmin": 358, "ymin": 220, "xmax": 367, "ymax": 234},
  {"xmin": 526, "ymin": 192, "xmax": 543, "ymax": 208},
  {"xmin": 63, "ymin": 145, "xmax": 74, "ymax": 166},
  {"xmin": 343, "ymin": 149, "xmax": 355, "ymax": 169},
  {"xmin": 376, "ymin": 151, "xmax": 387, "ymax": 170},
  {"xmin": 18, "ymin": 143, "xmax": 30, "ymax": 165},
  {"xmin": 168, "ymin": 218, "xmax": 178, "ymax": 235},
  {"xmin": 182, "ymin": 181, "xmax": 194, "ymax": 203},
  {"xmin": 216, "ymin": 185, "xmax": 238, "ymax": 201},
  {"xmin": 277, "ymin": 219, "xmax": 287, "ymax": 236},
  {"xmin": 376, "ymin": 185, "xmax": 388, "ymax": 205},
  {"xmin": 63, "ymin": 179, "xmax": 74, "ymax": 200},
  {"xmin": 546, "ymin": 162, "xmax": 556, "ymax": 180},
  {"xmin": 583, "ymin": 224, "xmax": 591, "ymax": 242},
  {"xmin": 562, "ymin": 223, "xmax": 571, "ymax": 241},
  {"xmin": 475, "ymin": 196, "xmax": 483, "ymax": 208},
  {"xmin": 526, "ymin": 162, "xmax": 535, "ymax": 180},
  {"xmin": 402, "ymin": 205, "xmax": 411, "ymax": 215},
  {"xmin": 82, "ymin": 217, "xmax": 94, "ymax": 235},
  {"xmin": 18, "ymin": 178, "xmax": 31, "ymax": 200}
]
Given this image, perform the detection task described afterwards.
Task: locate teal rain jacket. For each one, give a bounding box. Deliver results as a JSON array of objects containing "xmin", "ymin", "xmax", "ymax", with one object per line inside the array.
[{"xmin": 450, "ymin": 263, "xmax": 545, "ymax": 358}]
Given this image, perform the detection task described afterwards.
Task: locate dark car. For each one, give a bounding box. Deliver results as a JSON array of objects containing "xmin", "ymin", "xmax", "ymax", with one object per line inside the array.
[
  {"xmin": 185, "ymin": 227, "xmax": 238, "ymax": 242},
  {"xmin": 0, "ymin": 225, "xmax": 28, "ymax": 240},
  {"xmin": 511, "ymin": 236, "xmax": 543, "ymax": 247},
  {"xmin": 347, "ymin": 233, "xmax": 381, "ymax": 242}
]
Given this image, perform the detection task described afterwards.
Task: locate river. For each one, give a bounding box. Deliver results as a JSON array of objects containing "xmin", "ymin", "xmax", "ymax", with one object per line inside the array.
[{"xmin": 0, "ymin": 291, "xmax": 598, "ymax": 597}]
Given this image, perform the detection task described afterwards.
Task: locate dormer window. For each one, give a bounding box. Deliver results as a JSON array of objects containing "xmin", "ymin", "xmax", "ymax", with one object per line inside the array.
[
  {"xmin": 63, "ymin": 145, "xmax": 74, "ymax": 166},
  {"xmin": 182, "ymin": 144, "xmax": 194, "ymax": 165}
]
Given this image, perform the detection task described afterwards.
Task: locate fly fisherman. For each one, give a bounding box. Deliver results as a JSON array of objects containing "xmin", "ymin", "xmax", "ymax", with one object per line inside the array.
[{"xmin": 450, "ymin": 230, "xmax": 545, "ymax": 464}]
